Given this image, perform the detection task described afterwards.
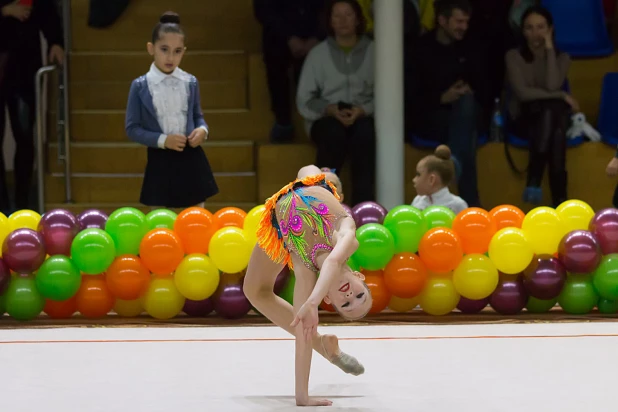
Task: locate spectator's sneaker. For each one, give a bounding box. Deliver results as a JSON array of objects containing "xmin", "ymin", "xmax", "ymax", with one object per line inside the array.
[
  {"xmin": 270, "ymin": 123, "xmax": 294, "ymax": 144},
  {"xmin": 522, "ymin": 186, "xmax": 542, "ymax": 205}
]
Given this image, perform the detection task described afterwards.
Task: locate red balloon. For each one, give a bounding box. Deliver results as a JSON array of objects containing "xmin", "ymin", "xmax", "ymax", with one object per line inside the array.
[
  {"xmin": 2, "ymin": 229, "xmax": 46, "ymax": 273},
  {"xmin": 37, "ymin": 209, "xmax": 80, "ymax": 256},
  {"xmin": 44, "ymin": 297, "xmax": 77, "ymax": 319}
]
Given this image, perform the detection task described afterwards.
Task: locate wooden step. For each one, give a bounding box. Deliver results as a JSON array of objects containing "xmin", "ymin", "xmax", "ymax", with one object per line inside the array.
[
  {"xmin": 50, "ymin": 80, "xmax": 247, "ymax": 111},
  {"xmin": 45, "ymin": 173, "xmax": 257, "ymax": 204},
  {"xmin": 48, "ymin": 109, "xmax": 272, "ymax": 142},
  {"xmin": 69, "ymin": 52, "xmax": 248, "ymax": 83},
  {"xmin": 47, "ymin": 141, "xmax": 255, "ymax": 174},
  {"xmin": 44, "ymin": 202, "xmax": 258, "ymax": 215},
  {"xmin": 71, "ymin": 0, "xmax": 261, "ymax": 52}
]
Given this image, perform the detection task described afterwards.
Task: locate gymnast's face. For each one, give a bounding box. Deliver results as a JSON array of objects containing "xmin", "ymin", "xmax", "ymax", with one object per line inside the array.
[{"xmin": 325, "ymin": 270, "xmax": 372, "ymax": 320}]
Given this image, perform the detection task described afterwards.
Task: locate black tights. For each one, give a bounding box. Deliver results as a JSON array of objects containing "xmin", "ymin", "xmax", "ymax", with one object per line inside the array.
[{"xmin": 518, "ymin": 99, "xmax": 571, "ymax": 206}]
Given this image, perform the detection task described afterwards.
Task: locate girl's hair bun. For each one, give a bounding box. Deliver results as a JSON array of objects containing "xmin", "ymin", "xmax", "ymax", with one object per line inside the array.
[
  {"xmin": 434, "ymin": 144, "xmax": 451, "ymax": 160},
  {"xmin": 160, "ymin": 11, "xmax": 181, "ymax": 25}
]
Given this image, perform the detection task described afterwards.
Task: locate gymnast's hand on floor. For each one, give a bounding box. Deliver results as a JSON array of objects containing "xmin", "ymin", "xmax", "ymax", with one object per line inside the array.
[{"xmin": 291, "ymin": 302, "xmax": 319, "ymax": 342}]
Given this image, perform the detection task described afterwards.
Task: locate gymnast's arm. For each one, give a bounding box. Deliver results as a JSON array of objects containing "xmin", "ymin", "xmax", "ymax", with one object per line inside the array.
[{"xmin": 307, "ymin": 217, "xmax": 359, "ymax": 308}]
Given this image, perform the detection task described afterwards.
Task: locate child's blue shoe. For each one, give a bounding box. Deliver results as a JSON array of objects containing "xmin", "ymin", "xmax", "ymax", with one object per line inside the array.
[{"xmin": 523, "ymin": 186, "xmax": 542, "ymax": 205}]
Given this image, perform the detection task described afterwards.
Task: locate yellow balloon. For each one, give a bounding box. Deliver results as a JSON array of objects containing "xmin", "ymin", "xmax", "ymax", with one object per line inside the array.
[
  {"xmin": 8, "ymin": 209, "xmax": 41, "ymax": 231},
  {"xmin": 521, "ymin": 207, "xmax": 566, "ymax": 255},
  {"xmin": 208, "ymin": 227, "xmax": 252, "ymax": 273},
  {"xmin": 488, "ymin": 228, "xmax": 533, "ymax": 274},
  {"xmin": 556, "ymin": 199, "xmax": 594, "ymax": 233},
  {"xmin": 0, "ymin": 212, "xmax": 9, "ymax": 256},
  {"xmin": 243, "ymin": 204, "xmax": 266, "ymax": 245},
  {"xmin": 419, "ymin": 277, "xmax": 460, "ymax": 315},
  {"xmin": 114, "ymin": 299, "xmax": 144, "ymax": 317},
  {"xmin": 141, "ymin": 278, "xmax": 185, "ymax": 320},
  {"xmin": 174, "ymin": 253, "xmax": 220, "ymax": 301},
  {"xmin": 388, "ymin": 295, "xmax": 419, "ymax": 312},
  {"xmin": 453, "ymin": 254, "xmax": 499, "ymax": 300}
]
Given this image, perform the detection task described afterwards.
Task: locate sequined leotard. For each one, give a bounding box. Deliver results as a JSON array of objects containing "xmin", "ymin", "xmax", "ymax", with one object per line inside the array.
[{"xmin": 257, "ymin": 174, "xmax": 350, "ymax": 272}]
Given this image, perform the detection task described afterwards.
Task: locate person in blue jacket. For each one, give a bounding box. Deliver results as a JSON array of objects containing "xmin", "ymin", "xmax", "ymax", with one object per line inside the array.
[{"xmin": 125, "ymin": 12, "xmax": 218, "ymax": 209}]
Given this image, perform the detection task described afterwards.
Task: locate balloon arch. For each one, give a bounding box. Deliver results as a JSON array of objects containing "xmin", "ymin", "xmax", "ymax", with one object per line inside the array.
[{"xmin": 0, "ymin": 200, "xmax": 616, "ymax": 321}]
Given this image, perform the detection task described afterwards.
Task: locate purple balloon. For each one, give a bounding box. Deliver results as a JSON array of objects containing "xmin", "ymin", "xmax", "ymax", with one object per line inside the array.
[
  {"xmin": 589, "ymin": 208, "xmax": 618, "ymax": 255},
  {"xmin": 38, "ymin": 209, "xmax": 80, "ymax": 256},
  {"xmin": 351, "ymin": 201, "xmax": 387, "ymax": 227},
  {"xmin": 77, "ymin": 209, "xmax": 109, "ymax": 231},
  {"xmin": 2, "ymin": 229, "xmax": 46, "ymax": 274},
  {"xmin": 183, "ymin": 298, "xmax": 214, "ymax": 317},
  {"xmin": 490, "ymin": 276, "xmax": 528, "ymax": 315},
  {"xmin": 274, "ymin": 266, "xmax": 290, "ymax": 295},
  {"xmin": 0, "ymin": 258, "xmax": 9, "ymax": 294},
  {"xmin": 558, "ymin": 230, "xmax": 601, "ymax": 273},
  {"xmin": 214, "ymin": 283, "xmax": 251, "ymax": 319},
  {"xmin": 523, "ymin": 255, "xmax": 567, "ymax": 300},
  {"xmin": 457, "ymin": 297, "xmax": 489, "ymax": 314},
  {"xmin": 342, "ymin": 203, "xmax": 353, "ymax": 216}
]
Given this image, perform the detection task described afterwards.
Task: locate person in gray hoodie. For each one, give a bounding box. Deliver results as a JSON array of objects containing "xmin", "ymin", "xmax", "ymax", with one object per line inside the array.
[{"xmin": 296, "ymin": 0, "xmax": 376, "ymax": 206}]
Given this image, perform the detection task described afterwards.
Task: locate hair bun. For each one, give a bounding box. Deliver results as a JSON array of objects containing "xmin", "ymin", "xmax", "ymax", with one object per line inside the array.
[
  {"xmin": 434, "ymin": 144, "xmax": 451, "ymax": 160},
  {"xmin": 160, "ymin": 11, "xmax": 180, "ymax": 25}
]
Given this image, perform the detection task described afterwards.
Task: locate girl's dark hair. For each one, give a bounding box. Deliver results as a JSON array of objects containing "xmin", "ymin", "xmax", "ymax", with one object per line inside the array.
[
  {"xmin": 519, "ymin": 6, "xmax": 561, "ymax": 62},
  {"xmin": 325, "ymin": 0, "xmax": 366, "ymax": 37},
  {"xmin": 152, "ymin": 11, "xmax": 185, "ymax": 44}
]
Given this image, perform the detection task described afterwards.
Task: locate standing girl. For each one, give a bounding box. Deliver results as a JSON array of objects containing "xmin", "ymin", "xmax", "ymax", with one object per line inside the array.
[{"xmin": 125, "ymin": 12, "xmax": 218, "ymax": 209}]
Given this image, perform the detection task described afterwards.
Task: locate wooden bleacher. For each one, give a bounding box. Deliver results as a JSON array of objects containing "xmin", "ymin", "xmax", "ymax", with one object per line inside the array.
[{"xmin": 45, "ymin": 0, "xmax": 618, "ymax": 214}]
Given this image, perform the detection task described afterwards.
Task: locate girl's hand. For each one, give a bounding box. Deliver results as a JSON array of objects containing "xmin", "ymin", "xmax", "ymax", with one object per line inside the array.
[
  {"xmin": 188, "ymin": 127, "xmax": 207, "ymax": 147},
  {"xmin": 164, "ymin": 134, "xmax": 187, "ymax": 151},
  {"xmin": 563, "ymin": 94, "xmax": 580, "ymax": 112},
  {"xmin": 296, "ymin": 397, "xmax": 333, "ymax": 407},
  {"xmin": 290, "ymin": 302, "xmax": 319, "ymax": 343},
  {"xmin": 607, "ymin": 158, "xmax": 618, "ymax": 177},
  {"xmin": 1, "ymin": 0, "xmax": 31, "ymax": 22}
]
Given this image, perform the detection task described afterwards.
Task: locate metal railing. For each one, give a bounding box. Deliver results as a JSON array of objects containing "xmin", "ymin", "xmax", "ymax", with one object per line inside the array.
[{"xmin": 35, "ymin": 0, "xmax": 72, "ymax": 213}]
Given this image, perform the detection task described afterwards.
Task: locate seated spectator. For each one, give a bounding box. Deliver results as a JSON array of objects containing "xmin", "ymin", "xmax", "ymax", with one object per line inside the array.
[
  {"xmin": 412, "ymin": 145, "xmax": 468, "ymax": 214},
  {"xmin": 505, "ymin": 6, "xmax": 577, "ymax": 206},
  {"xmin": 253, "ymin": 0, "xmax": 326, "ymax": 144},
  {"xmin": 405, "ymin": 0, "xmax": 488, "ymax": 208},
  {"xmin": 296, "ymin": 0, "xmax": 376, "ymax": 206}
]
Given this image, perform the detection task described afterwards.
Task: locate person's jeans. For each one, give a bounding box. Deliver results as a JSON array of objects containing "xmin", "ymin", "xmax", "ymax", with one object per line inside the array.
[{"xmin": 414, "ymin": 94, "xmax": 480, "ymax": 206}]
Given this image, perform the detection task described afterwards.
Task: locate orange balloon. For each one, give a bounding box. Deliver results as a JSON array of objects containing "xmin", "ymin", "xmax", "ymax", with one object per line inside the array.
[
  {"xmin": 452, "ymin": 208, "xmax": 497, "ymax": 254},
  {"xmin": 76, "ymin": 275, "xmax": 115, "ymax": 318},
  {"xmin": 139, "ymin": 229, "xmax": 184, "ymax": 275},
  {"xmin": 213, "ymin": 207, "xmax": 247, "ymax": 230},
  {"xmin": 320, "ymin": 300, "xmax": 336, "ymax": 312},
  {"xmin": 106, "ymin": 255, "xmax": 151, "ymax": 300},
  {"xmin": 361, "ymin": 270, "xmax": 391, "ymax": 314},
  {"xmin": 43, "ymin": 297, "xmax": 77, "ymax": 319},
  {"xmin": 489, "ymin": 205, "xmax": 525, "ymax": 230},
  {"xmin": 383, "ymin": 253, "xmax": 428, "ymax": 298},
  {"xmin": 418, "ymin": 227, "xmax": 464, "ymax": 273},
  {"xmin": 174, "ymin": 207, "xmax": 215, "ymax": 254}
]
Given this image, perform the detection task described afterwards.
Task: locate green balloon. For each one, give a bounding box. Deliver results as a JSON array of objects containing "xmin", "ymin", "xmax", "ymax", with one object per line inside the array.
[
  {"xmin": 105, "ymin": 207, "xmax": 149, "ymax": 256},
  {"xmin": 353, "ymin": 223, "xmax": 395, "ymax": 271},
  {"xmin": 146, "ymin": 209, "xmax": 177, "ymax": 230},
  {"xmin": 348, "ymin": 254, "xmax": 361, "ymax": 271},
  {"xmin": 592, "ymin": 254, "xmax": 618, "ymax": 300},
  {"xmin": 5, "ymin": 276, "xmax": 44, "ymax": 320},
  {"xmin": 279, "ymin": 272, "xmax": 296, "ymax": 305},
  {"xmin": 71, "ymin": 228, "xmax": 116, "ymax": 274},
  {"xmin": 526, "ymin": 296, "xmax": 557, "ymax": 313},
  {"xmin": 558, "ymin": 275, "xmax": 598, "ymax": 315},
  {"xmin": 422, "ymin": 206, "xmax": 455, "ymax": 229},
  {"xmin": 0, "ymin": 292, "xmax": 6, "ymax": 315},
  {"xmin": 383, "ymin": 205, "xmax": 427, "ymax": 254},
  {"xmin": 598, "ymin": 298, "xmax": 618, "ymax": 314},
  {"xmin": 35, "ymin": 256, "xmax": 81, "ymax": 301}
]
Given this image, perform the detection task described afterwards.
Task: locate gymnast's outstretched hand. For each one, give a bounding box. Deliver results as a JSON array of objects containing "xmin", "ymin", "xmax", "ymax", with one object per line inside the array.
[{"xmin": 291, "ymin": 301, "xmax": 319, "ymax": 342}]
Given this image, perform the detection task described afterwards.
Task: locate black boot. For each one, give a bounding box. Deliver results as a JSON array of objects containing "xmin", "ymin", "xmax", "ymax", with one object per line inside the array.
[{"xmin": 549, "ymin": 171, "xmax": 567, "ymax": 208}]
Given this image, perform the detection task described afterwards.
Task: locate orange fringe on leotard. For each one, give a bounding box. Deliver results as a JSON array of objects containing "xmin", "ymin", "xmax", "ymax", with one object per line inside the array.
[{"xmin": 256, "ymin": 173, "xmax": 340, "ymax": 266}]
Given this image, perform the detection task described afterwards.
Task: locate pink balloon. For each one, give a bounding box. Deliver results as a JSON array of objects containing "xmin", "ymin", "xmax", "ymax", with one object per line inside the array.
[
  {"xmin": 38, "ymin": 209, "xmax": 80, "ymax": 256},
  {"xmin": 2, "ymin": 229, "xmax": 46, "ymax": 273}
]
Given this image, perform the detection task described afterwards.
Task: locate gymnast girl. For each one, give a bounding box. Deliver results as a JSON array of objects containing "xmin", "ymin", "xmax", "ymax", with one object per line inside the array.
[{"xmin": 243, "ymin": 165, "xmax": 373, "ymax": 407}]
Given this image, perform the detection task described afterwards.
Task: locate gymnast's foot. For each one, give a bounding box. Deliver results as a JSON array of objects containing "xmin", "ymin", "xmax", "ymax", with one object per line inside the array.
[{"xmin": 321, "ymin": 334, "xmax": 365, "ymax": 376}]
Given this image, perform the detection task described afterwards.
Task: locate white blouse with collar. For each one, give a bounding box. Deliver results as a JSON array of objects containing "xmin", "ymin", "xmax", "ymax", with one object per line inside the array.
[
  {"xmin": 145, "ymin": 63, "xmax": 207, "ymax": 149},
  {"xmin": 412, "ymin": 187, "xmax": 469, "ymax": 215}
]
